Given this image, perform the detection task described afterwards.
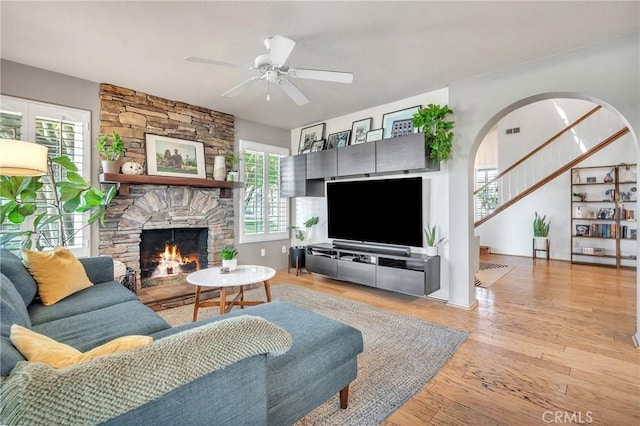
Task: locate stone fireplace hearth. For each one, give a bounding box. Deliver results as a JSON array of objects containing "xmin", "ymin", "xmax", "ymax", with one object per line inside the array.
[{"xmin": 99, "ymin": 185, "xmax": 234, "ymax": 307}]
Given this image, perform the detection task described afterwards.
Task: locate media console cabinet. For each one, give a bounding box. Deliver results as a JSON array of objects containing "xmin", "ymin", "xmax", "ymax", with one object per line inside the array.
[{"xmin": 305, "ymin": 243, "xmax": 440, "ymax": 297}]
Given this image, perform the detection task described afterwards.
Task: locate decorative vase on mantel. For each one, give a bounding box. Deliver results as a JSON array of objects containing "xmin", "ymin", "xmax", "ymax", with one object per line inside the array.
[
  {"xmin": 102, "ymin": 160, "xmax": 120, "ymax": 174},
  {"xmin": 214, "ymin": 155, "xmax": 226, "ymax": 181}
]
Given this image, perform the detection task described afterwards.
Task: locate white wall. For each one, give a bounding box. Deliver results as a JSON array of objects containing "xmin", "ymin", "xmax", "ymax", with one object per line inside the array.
[
  {"xmin": 448, "ymin": 33, "xmax": 639, "ymax": 323},
  {"xmin": 289, "ymin": 88, "xmax": 453, "ymax": 301}
]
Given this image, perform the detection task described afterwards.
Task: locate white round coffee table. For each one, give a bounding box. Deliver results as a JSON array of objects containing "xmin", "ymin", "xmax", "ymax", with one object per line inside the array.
[{"xmin": 186, "ymin": 265, "xmax": 276, "ymax": 320}]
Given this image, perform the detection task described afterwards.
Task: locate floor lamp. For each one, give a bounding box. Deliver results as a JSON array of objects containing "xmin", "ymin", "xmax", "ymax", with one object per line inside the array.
[{"xmin": 0, "ymin": 139, "xmax": 48, "ymax": 176}]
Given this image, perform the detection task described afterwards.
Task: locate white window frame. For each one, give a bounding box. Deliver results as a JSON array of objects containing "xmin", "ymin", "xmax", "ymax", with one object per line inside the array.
[
  {"xmin": 0, "ymin": 95, "xmax": 92, "ymax": 256},
  {"xmin": 239, "ymin": 140, "xmax": 289, "ymax": 244}
]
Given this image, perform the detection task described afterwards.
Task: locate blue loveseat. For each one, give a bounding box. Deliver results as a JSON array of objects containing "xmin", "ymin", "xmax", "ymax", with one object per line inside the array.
[{"xmin": 0, "ymin": 249, "xmax": 363, "ymax": 425}]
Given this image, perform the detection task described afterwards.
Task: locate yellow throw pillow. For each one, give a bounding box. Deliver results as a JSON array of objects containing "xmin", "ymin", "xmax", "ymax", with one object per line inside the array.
[
  {"xmin": 22, "ymin": 246, "xmax": 93, "ymax": 306},
  {"xmin": 10, "ymin": 324, "xmax": 153, "ymax": 368}
]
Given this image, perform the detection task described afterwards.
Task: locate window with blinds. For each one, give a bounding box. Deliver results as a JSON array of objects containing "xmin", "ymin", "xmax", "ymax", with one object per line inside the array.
[
  {"xmin": 475, "ymin": 168, "xmax": 499, "ymax": 221},
  {"xmin": 0, "ymin": 96, "xmax": 91, "ymax": 255},
  {"xmin": 239, "ymin": 140, "xmax": 289, "ymax": 243}
]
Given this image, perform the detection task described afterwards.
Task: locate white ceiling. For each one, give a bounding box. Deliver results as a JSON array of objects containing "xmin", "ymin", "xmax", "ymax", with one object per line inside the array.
[{"xmin": 1, "ymin": 1, "xmax": 638, "ymax": 130}]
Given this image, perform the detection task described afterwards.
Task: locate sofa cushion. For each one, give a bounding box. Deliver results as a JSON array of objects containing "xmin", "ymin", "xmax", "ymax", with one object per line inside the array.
[
  {"xmin": 1, "ymin": 273, "xmax": 30, "ymax": 376},
  {"xmin": 22, "ymin": 246, "xmax": 93, "ymax": 306},
  {"xmin": 0, "ymin": 248, "xmax": 38, "ymax": 305},
  {"xmin": 33, "ymin": 300, "xmax": 170, "ymax": 352},
  {"xmin": 10, "ymin": 324, "xmax": 153, "ymax": 368},
  {"xmin": 28, "ymin": 281, "xmax": 138, "ymax": 326}
]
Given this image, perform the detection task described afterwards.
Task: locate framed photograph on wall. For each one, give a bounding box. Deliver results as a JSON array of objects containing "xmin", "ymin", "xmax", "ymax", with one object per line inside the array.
[
  {"xmin": 145, "ymin": 134, "xmax": 206, "ymax": 179},
  {"xmin": 327, "ymin": 130, "xmax": 351, "ymax": 149},
  {"xmin": 310, "ymin": 139, "xmax": 326, "ymax": 152},
  {"xmin": 382, "ymin": 105, "xmax": 420, "ymax": 139},
  {"xmin": 366, "ymin": 128, "xmax": 384, "ymax": 142},
  {"xmin": 350, "ymin": 118, "xmax": 372, "ymax": 145},
  {"xmin": 298, "ymin": 123, "xmax": 326, "ymax": 154}
]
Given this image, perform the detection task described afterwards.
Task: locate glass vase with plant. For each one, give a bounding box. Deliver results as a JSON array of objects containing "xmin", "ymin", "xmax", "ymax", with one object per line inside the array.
[{"xmin": 288, "ymin": 216, "xmax": 319, "ymax": 247}]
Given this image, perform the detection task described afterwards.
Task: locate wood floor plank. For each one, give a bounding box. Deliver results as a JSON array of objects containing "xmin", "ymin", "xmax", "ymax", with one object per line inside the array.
[{"xmin": 274, "ymin": 253, "xmax": 638, "ymax": 424}]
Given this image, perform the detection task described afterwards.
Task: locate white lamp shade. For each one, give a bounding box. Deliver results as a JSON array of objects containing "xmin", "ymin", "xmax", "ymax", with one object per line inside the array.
[{"xmin": 0, "ymin": 139, "xmax": 48, "ymax": 176}]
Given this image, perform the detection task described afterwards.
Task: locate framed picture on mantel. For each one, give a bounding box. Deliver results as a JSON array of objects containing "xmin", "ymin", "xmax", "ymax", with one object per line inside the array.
[{"xmin": 145, "ymin": 134, "xmax": 206, "ymax": 179}]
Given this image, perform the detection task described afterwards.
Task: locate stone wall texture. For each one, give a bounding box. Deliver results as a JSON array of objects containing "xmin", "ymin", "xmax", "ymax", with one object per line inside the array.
[{"xmin": 97, "ymin": 84, "xmax": 235, "ymax": 289}]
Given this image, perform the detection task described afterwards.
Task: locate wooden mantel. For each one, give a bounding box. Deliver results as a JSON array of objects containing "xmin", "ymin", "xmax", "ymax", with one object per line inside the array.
[{"xmin": 99, "ymin": 173, "xmax": 241, "ymax": 198}]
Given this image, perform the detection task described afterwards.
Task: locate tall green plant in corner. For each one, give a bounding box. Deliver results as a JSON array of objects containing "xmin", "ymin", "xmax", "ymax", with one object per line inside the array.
[
  {"xmin": 412, "ymin": 104, "xmax": 454, "ymax": 161},
  {"xmin": 0, "ymin": 156, "xmax": 116, "ymax": 250}
]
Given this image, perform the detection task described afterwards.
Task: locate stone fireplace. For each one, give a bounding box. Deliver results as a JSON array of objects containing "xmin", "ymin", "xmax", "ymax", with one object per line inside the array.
[
  {"xmin": 98, "ymin": 185, "xmax": 234, "ymax": 296},
  {"xmin": 97, "ymin": 83, "xmax": 236, "ymax": 308}
]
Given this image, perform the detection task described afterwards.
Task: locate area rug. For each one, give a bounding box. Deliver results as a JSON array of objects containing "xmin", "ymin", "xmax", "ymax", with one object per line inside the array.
[
  {"xmin": 157, "ymin": 284, "xmax": 468, "ymax": 425},
  {"xmin": 474, "ymin": 262, "xmax": 514, "ymax": 288}
]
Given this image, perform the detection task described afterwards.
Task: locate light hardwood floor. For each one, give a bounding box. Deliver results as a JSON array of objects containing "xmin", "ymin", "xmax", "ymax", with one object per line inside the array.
[{"xmin": 272, "ymin": 253, "xmax": 639, "ymax": 425}]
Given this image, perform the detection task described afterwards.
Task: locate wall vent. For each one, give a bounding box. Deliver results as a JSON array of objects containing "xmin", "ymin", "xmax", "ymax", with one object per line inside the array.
[{"xmin": 505, "ymin": 127, "xmax": 520, "ymax": 134}]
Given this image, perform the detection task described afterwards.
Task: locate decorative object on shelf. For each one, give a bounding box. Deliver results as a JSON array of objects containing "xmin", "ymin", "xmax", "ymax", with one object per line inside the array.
[
  {"xmin": 225, "ymin": 152, "xmax": 242, "ymax": 177},
  {"xmin": 411, "ymin": 104, "xmax": 455, "ymax": 161},
  {"xmin": 121, "ymin": 161, "xmax": 144, "ymax": 175},
  {"xmin": 574, "ymin": 206, "xmax": 583, "ymax": 218},
  {"xmin": 572, "ymin": 168, "xmax": 581, "ymax": 184},
  {"xmin": 298, "ymin": 123, "xmax": 326, "ymax": 154},
  {"xmin": 573, "ymin": 192, "xmax": 587, "ymax": 201},
  {"xmin": 0, "ymin": 142, "xmax": 115, "ymax": 250},
  {"xmin": 603, "ymin": 169, "xmax": 614, "ymax": 183},
  {"xmin": 604, "ymin": 189, "xmax": 616, "ymax": 202},
  {"xmin": 586, "ymin": 177, "xmax": 597, "ymax": 183},
  {"xmin": 575, "ymin": 224, "xmax": 589, "ymax": 236},
  {"xmin": 145, "ymin": 134, "xmax": 206, "ymax": 179},
  {"xmin": 220, "ymin": 245, "xmax": 238, "ymax": 271},
  {"xmin": 350, "ymin": 118, "xmax": 372, "ymax": 145},
  {"xmin": 365, "ymin": 128, "xmax": 384, "ymax": 142},
  {"xmin": 288, "ymin": 216, "xmax": 319, "ymax": 268},
  {"xmin": 96, "ymin": 131, "xmax": 125, "ymax": 174},
  {"xmin": 620, "ymin": 163, "xmax": 637, "ymax": 182},
  {"xmin": 213, "ymin": 155, "xmax": 226, "ymax": 181},
  {"xmin": 423, "ymin": 222, "xmax": 444, "ymax": 257},
  {"xmin": 382, "ymin": 106, "xmax": 420, "ymax": 139},
  {"xmin": 311, "ymin": 139, "xmax": 326, "ymax": 152},
  {"xmin": 327, "ymin": 130, "xmax": 351, "ymax": 149}
]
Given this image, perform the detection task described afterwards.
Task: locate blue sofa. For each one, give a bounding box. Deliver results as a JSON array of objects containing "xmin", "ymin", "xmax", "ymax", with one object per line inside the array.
[{"xmin": 0, "ymin": 249, "xmax": 363, "ymax": 425}]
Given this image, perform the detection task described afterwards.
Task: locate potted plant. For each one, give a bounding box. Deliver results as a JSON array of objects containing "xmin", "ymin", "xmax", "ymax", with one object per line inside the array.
[
  {"xmin": 0, "ymin": 156, "xmax": 116, "ymax": 250},
  {"xmin": 412, "ymin": 104, "xmax": 454, "ymax": 162},
  {"xmin": 225, "ymin": 153, "xmax": 242, "ymax": 181},
  {"xmin": 220, "ymin": 245, "xmax": 238, "ymax": 271},
  {"xmin": 96, "ymin": 131, "xmax": 125, "ymax": 174},
  {"xmin": 533, "ymin": 211, "xmax": 550, "ymax": 250},
  {"xmin": 424, "ymin": 222, "xmax": 445, "ymax": 257},
  {"xmin": 288, "ymin": 216, "xmax": 319, "ymax": 268}
]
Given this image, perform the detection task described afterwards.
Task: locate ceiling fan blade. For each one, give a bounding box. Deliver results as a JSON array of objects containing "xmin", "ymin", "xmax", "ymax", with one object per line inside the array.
[
  {"xmin": 288, "ymin": 68, "xmax": 354, "ymax": 84},
  {"xmin": 185, "ymin": 56, "xmax": 252, "ymax": 70},
  {"xmin": 265, "ymin": 35, "xmax": 296, "ymax": 68},
  {"xmin": 278, "ymin": 78, "xmax": 309, "ymax": 105},
  {"xmin": 221, "ymin": 76, "xmax": 262, "ymax": 98}
]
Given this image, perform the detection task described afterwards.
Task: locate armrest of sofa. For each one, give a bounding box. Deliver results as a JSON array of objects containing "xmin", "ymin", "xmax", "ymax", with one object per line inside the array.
[
  {"xmin": 78, "ymin": 256, "xmax": 114, "ymax": 284},
  {"xmin": 0, "ymin": 315, "xmax": 292, "ymax": 425}
]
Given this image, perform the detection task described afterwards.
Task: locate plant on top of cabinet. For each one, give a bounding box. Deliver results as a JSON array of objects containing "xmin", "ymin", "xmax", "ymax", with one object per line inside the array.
[{"xmin": 412, "ymin": 104, "xmax": 454, "ymax": 161}]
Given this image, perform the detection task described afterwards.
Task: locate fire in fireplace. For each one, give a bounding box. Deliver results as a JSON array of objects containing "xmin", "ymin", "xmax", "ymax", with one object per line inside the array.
[{"xmin": 140, "ymin": 228, "xmax": 208, "ymax": 288}]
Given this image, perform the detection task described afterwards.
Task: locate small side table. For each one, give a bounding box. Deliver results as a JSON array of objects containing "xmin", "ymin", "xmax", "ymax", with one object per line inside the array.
[{"xmin": 532, "ymin": 237, "xmax": 550, "ymax": 260}]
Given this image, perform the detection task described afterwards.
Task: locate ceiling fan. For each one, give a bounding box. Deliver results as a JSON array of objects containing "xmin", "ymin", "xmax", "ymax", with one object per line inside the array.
[{"xmin": 185, "ymin": 35, "xmax": 354, "ymax": 105}]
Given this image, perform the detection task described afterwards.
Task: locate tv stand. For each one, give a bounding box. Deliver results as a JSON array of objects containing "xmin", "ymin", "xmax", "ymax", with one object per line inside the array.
[{"xmin": 306, "ymin": 243, "xmax": 440, "ymax": 297}]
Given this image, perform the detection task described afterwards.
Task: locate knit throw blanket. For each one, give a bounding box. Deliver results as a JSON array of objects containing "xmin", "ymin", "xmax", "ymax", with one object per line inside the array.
[{"xmin": 0, "ymin": 315, "xmax": 292, "ymax": 425}]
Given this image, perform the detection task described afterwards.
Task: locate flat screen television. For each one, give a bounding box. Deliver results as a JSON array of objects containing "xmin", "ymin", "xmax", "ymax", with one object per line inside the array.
[{"xmin": 327, "ymin": 177, "xmax": 423, "ymax": 248}]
